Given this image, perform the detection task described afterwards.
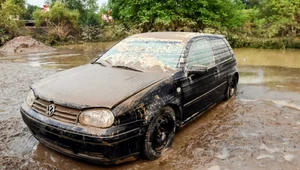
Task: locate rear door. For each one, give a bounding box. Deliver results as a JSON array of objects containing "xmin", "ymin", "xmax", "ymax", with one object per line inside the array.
[{"xmin": 181, "ymin": 38, "xmax": 218, "ymax": 122}]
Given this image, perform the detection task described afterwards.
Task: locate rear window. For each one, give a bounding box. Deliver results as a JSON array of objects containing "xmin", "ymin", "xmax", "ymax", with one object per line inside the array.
[{"xmin": 209, "ymin": 38, "xmax": 234, "ymax": 64}]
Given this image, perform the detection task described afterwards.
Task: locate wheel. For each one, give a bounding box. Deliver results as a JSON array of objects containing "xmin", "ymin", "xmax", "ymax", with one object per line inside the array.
[
  {"xmin": 225, "ymin": 75, "xmax": 237, "ymax": 100},
  {"xmin": 143, "ymin": 106, "xmax": 176, "ymax": 160}
]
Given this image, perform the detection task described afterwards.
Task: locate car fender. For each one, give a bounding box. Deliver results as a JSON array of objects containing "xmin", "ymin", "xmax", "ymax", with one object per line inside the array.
[{"xmin": 112, "ymin": 76, "xmax": 182, "ymax": 128}]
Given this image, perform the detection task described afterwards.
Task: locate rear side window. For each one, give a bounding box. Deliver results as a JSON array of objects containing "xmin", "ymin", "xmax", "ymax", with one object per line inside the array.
[
  {"xmin": 187, "ymin": 39, "xmax": 215, "ymax": 68},
  {"xmin": 209, "ymin": 38, "xmax": 234, "ymax": 64}
]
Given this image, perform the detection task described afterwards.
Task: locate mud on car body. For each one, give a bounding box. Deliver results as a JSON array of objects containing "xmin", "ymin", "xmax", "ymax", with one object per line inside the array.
[{"xmin": 20, "ymin": 32, "xmax": 239, "ymax": 165}]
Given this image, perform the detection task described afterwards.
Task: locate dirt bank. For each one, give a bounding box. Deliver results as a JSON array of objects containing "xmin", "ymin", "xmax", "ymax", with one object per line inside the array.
[{"xmin": 0, "ymin": 36, "xmax": 54, "ymax": 55}]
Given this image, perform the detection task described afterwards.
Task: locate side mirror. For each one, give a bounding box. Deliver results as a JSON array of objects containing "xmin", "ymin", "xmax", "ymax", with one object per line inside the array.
[{"xmin": 187, "ymin": 64, "xmax": 208, "ymax": 75}]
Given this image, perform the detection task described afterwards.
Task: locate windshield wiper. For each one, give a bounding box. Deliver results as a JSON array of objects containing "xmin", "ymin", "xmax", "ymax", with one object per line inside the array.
[
  {"xmin": 96, "ymin": 61, "xmax": 106, "ymax": 67},
  {"xmin": 112, "ymin": 65, "xmax": 144, "ymax": 72},
  {"xmin": 95, "ymin": 59, "xmax": 111, "ymax": 67}
]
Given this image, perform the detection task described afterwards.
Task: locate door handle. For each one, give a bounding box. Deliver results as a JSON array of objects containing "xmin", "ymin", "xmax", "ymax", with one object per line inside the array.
[{"xmin": 214, "ymin": 69, "xmax": 219, "ymax": 77}]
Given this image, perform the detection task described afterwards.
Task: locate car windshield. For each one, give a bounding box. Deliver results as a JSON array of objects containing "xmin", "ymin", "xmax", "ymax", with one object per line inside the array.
[{"xmin": 96, "ymin": 38, "xmax": 185, "ymax": 72}]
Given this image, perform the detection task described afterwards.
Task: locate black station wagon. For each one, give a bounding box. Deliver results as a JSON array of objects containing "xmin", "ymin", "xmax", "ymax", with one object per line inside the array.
[{"xmin": 21, "ymin": 32, "xmax": 239, "ymax": 165}]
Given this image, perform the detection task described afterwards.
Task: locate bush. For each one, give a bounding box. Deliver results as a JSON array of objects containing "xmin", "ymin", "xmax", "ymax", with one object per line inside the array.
[
  {"xmin": 33, "ymin": 1, "xmax": 80, "ymax": 42},
  {"xmin": 227, "ymin": 34, "xmax": 300, "ymax": 49},
  {"xmin": 0, "ymin": 28, "xmax": 11, "ymax": 46},
  {"xmin": 81, "ymin": 26, "xmax": 103, "ymax": 42},
  {"xmin": 0, "ymin": 0, "xmax": 26, "ymax": 45}
]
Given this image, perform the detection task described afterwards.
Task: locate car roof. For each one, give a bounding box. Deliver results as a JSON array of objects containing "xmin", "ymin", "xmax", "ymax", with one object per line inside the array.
[{"xmin": 129, "ymin": 32, "xmax": 224, "ymax": 44}]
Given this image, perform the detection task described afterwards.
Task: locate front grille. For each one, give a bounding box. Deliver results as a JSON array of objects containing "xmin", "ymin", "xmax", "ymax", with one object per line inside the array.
[{"xmin": 32, "ymin": 99, "xmax": 80, "ymax": 124}]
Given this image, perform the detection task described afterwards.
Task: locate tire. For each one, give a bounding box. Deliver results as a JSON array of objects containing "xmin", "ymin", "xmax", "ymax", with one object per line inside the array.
[
  {"xmin": 143, "ymin": 106, "xmax": 176, "ymax": 160},
  {"xmin": 225, "ymin": 75, "xmax": 237, "ymax": 100}
]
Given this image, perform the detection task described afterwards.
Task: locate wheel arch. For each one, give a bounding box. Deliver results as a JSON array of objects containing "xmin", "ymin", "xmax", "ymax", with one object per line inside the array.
[
  {"xmin": 165, "ymin": 104, "xmax": 182, "ymax": 128},
  {"xmin": 143, "ymin": 102, "xmax": 181, "ymax": 129}
]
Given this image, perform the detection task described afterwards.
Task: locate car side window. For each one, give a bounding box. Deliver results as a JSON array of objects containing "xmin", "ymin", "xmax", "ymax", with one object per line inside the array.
[
  {"xmin": 209, "ymin": 38, "xmax": 234, "ymax": 64},
  {"xmin": 186, "ymin": 39, "xmax": 215, "ymax": 69}
]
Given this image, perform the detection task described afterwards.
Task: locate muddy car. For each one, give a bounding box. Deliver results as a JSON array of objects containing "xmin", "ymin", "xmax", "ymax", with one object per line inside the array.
[{"xmin": 20, "ymin": 32, "xmax": 239, "ymax": 165}]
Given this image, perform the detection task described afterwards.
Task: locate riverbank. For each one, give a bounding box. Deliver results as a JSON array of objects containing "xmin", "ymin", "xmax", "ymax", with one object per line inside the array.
[
  {"xmin": 1, "ymin": 31, "xmax": 300, "ymax": 50},
  {"xmin": 35, "ymin": 34, "xmax": 300, "ymax": 50},
  {"xmin": 228, "ymin": 36, "xmax": 300, "ymax": 49}
]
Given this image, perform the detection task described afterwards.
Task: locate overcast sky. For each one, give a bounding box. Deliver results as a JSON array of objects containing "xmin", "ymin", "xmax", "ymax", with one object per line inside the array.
[{"xmin": 26, "ymin": 0, "xmax": 108, "ymax": 7}]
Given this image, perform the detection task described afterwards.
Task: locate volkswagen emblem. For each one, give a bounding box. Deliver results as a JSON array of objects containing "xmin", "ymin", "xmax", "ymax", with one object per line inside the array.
[{"xmin": 45, "ymin": 104, "xmax": 55, "ymax": 116}]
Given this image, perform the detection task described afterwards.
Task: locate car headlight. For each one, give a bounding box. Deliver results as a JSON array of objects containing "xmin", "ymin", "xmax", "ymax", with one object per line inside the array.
[
  {"xmin": 79, "ymin": 109, "xmax": 114, "ymax": 128},
  {"xmin": 26, "ymin": 90, "xmax": 36, "ymax": 107}
]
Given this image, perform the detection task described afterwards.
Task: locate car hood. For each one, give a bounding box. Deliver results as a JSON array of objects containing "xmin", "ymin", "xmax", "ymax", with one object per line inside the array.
[{"xmin": 32, "ymin": 64, "xmax": 171, "ymax": 109}]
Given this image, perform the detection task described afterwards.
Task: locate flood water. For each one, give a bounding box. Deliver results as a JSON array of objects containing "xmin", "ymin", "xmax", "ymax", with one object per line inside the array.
[
  {"xmin": 235, "ymin": 48, "xmax": 300, "ymax": 107},
  {"xmin": 1, "ymin": 43, "xmax": 300, "ymax": 170}
]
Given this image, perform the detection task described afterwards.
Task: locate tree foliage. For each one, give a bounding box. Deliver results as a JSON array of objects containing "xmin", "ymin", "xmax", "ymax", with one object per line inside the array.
[
  {"xmin": 239, "ymin": 0, "xmax": 300, "ymax": 38},
  {"xmin": 108, "ymin": 0, "xmax": 300, "ymax": 38},
  {"xmin": 22, "ymin": 4, "xmax": 40, "ymax": 20},
  {"xmin": 0, "ymin": 0, "xmax": 25, "ymax": 42},
  {"xmin": 108, "ymin": 0, "xmax": 245, "ymax": 32},
  {"xmin": 259, "ymin": 0, "xmax": 300, "ymax": 37},
  {"xmin": 33, "ymin": 1, "xmax": 79, "ymax": 39},
  {"xmin": 46, "ymin": 0, "xmax": 100, "ymax": 26}
]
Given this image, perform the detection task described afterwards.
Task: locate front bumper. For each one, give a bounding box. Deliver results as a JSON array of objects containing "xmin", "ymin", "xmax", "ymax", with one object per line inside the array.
[{"xmin": 20, "ymin": 103, "xmax": 142, "ymax": 165}]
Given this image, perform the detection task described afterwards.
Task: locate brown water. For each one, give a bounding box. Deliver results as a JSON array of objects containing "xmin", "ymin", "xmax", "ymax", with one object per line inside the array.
[
  {"xmin": 1, "ymin": 45, "xmax": 300, "ymax": 170},
  {"xmin": 0, "ymin": 41, "xmax": 118, "ymax": 70},
  {"xmin": 235, "ymin": 48, "xmax": 300, "ymax": 107},
  {"xmin": 235, "ymin": 48, "xmax": 300, "ymax": 68}
]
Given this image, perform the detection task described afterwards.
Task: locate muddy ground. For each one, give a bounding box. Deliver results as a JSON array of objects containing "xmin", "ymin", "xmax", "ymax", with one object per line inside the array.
[{"xmin": 0, "ymin": 45, "xmax": 300, "ymax": 170}]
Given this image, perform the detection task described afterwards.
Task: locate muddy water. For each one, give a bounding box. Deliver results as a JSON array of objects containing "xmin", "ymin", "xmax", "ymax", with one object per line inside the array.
[
  {"xmin": 1, "ymin": 45, "xmax": 300, "ymax": 170},
  {"xmin": 0, "ymin": 42, "xmax": 118, "ymax": 70},
  {"xmin": 236, "ymin": 48, "xmax": 300, "ymax": 107}
]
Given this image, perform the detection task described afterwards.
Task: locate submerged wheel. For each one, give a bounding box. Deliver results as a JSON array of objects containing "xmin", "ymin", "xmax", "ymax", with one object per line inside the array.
[
  {"xmin": 225, "ymin": 75, "xmax": 237, "ymax": 100},
  {"xmin": 143, "ymin": 106, "xmax": 176, "ymax": 160}
]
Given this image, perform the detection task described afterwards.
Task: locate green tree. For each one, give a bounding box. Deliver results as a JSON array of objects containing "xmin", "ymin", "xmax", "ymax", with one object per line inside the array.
[
  {"xmin": 0, "ymin": 0, "xmax": 26, "ymax": 42},
  {"xmin": 46, "ymin": 0, "xmax": 100, "ymax": 26},
  {"xmin": 22, "ymin": 4, "xmax": 40, "ymax": 20},
  {"xmin": 242, "ymin": 0, "xmax": 260, "ymax": 8},
  {"xmin": 108, "ymin": 0, "xmax": 245, "ymax": 32},
  {"xmin": 242, "ymin": 0, "xmax": 300, "ymax": 38},
  {"xmin": 33, "ymin": 1, "xmax": 80, "ymax": 39},
  {"xmin": 259, "ymin": 0, "xmax": 300, "ymax": 37}
]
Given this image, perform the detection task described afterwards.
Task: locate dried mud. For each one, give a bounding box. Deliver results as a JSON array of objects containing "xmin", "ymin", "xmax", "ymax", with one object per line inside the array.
[{"xmin": 0, "ymin": 46, "xmax": 300, "ymax": 170}]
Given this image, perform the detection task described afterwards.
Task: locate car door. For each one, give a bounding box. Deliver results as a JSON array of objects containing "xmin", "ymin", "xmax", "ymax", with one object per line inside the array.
[
  {"xmin": 181, "ymin": 38, "xmax": 219, "ymax": 123},
  {"xmin": 209, "ymin": 37, "xmax": 235, "ymax": 98}
]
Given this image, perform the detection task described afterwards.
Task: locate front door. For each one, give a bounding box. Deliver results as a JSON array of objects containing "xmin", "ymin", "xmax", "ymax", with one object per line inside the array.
[{"xmin": 181, "ymin": 38, "xmax": 218, "ymax": 122}]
